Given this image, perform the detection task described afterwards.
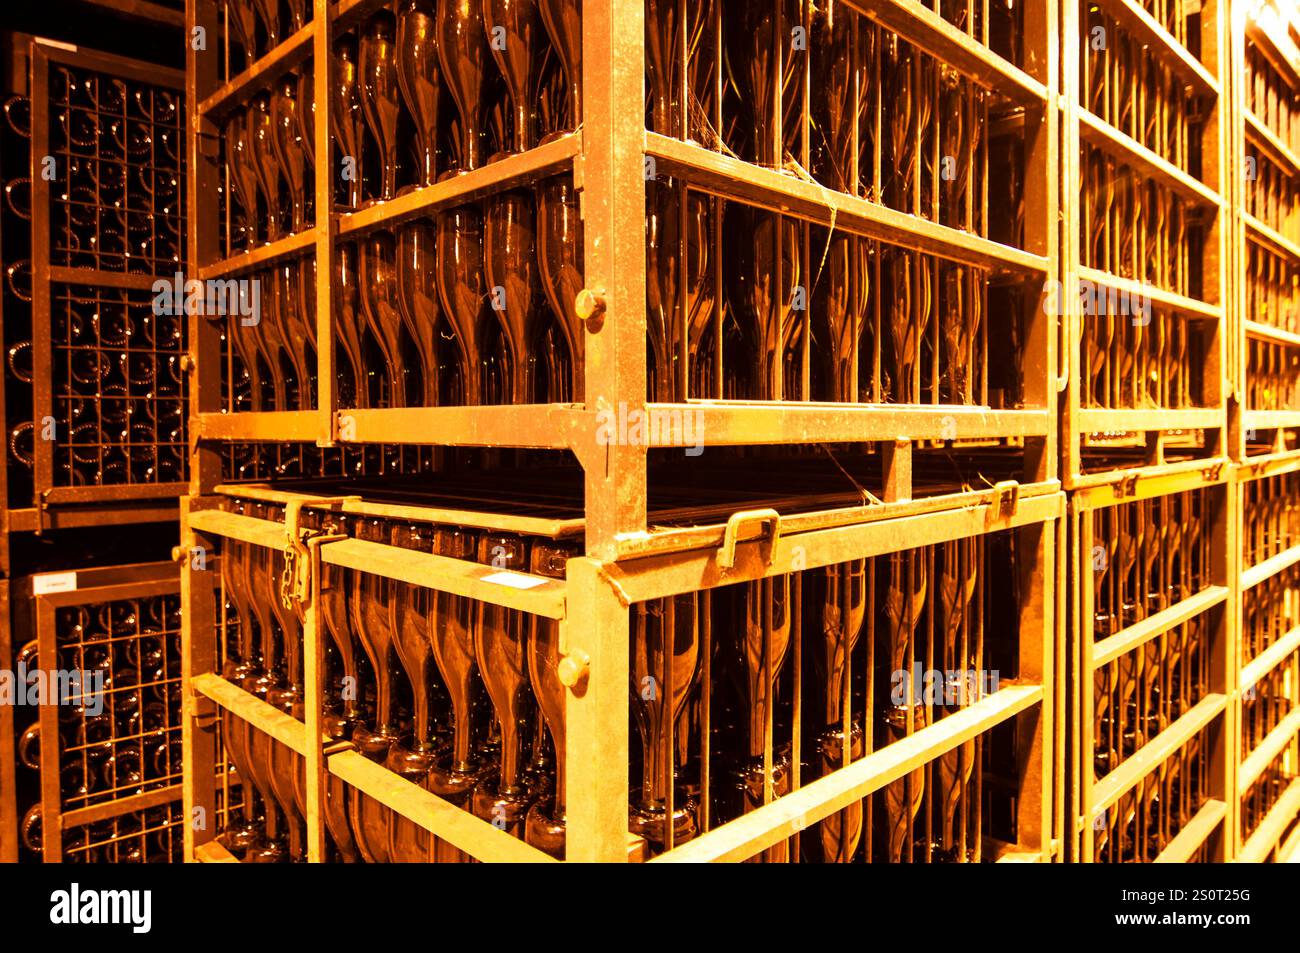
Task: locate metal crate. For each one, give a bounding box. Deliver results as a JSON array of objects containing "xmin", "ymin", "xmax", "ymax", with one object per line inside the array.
[
  {"xmin": 1068, "ymin": 461, "xmax": 1233, "ymax": 862},
  {"xmin": 181, "ymin": 477, "xmax": 1059, "ymax": 863},
  {"xmin": 1233, "ymin": 451, "xmax": 1300, "ymax": 859},
  {"xmin": 0, "ymin": 40, "xmax": 187, "ymax": 533},
  {"xmin": 8, "ymin": 561, "xmax": 189, "ymax": 861},
  {"xmin": 1234, "ymin": 4, "xmax": 1300, "ymax": 459},
  {"xmin": 1061, "ymin": 0, "xmax": 1229, "ymax": 485}
]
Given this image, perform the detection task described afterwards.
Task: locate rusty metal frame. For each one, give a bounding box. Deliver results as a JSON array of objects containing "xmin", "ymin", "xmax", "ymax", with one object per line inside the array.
[
  {"xmin": 179, "ymin": 0, "xmax": 1062, "ymax": 863},
  {"xmin": 1234, "ymin": 3, "xmax": 1300, "ymax": 461},
  {"xmin": 1230, "ymin": 450, "xmax": 1300, "ymax": 858}
]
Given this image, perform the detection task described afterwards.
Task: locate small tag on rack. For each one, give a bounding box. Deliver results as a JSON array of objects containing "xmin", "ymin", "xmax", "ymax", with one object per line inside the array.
[
  {"xmin": 32, "ymin": 571, "xmax": 77, "ymax": 595},
  {"xmin": 481, "ymin": 571, "xmax": 546, "ymax": 590}
]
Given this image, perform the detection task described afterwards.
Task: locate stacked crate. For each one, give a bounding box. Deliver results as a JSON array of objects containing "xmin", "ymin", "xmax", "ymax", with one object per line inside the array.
[
  {"xmin": 181, "ymin": 0, "xmax": 1061, "ymax": 863},
  {"xmin": 0, "ymin": 26, "xmax": 193, "ymax": 861},
  {"xmin": 1060, "ymin": 0, "xmax": 1237, "ymax": 862},
  {"xmin": 1230, "ymin": 0, "xmax": 1300, "ymax": 863}
]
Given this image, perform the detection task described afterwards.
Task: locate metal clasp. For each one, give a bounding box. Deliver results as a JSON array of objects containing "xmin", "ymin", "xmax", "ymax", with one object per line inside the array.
[{"xmin": 990, "ymin": 481, "xmax": 1020, "ymax": 519}]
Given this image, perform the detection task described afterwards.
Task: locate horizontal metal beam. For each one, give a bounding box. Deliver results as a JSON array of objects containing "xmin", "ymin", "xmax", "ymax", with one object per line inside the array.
[
  {"xmin": 1074, "ymin": 265, "xmax": 1223, "ymax": 321},
  {"xmin": 1078, "ymin": 109, "xmax": 1221, "ymax": 208},
  {"xmin": 336, "ymin": 135, "xmax": 579, "ymax": 237},
  {"xmin": 1232, "ymin": 449, "xmax": 1300, "ymax": 483},
  {"xmin": 1091, "ymin": 585, "xmax": 1229, "ymax": 669},
  {"xmin": 1095, "ymin": 0, "xmax": 1219, "ymax": 96},
  {"xmin": 1238, "ymin": 778, "xmax": 1300, "ymax": 863},
  {"xmin": 1076, "ymin": 407, "xmax": 1226, "ymax": 434},
  {"xmin": 1153, "ymin": 798, "xmax": 1226, "ymax": 863},
  {"xmin": 615, "ymin": 481, "xmax": 1061, "ymax": 562},
  {"xmin": 1244, "ymin": 319, "xmax": 1300, "ymax": 349},
  {"xmin": 188, "ymin": 508, "xmax": 289, "ymax": 550},
  {"xmin": 1090, "ymin": 693, "xmax": 1227, "ymax": 816},
  {"xmin": 1242, "ymin": 541, "xmax": 1300, "ymax": 590},
  {"xmin": 652, "ymin": 683, "xmax": 1043, "ymax": 862},
  {"xmin": 191, "ymin": 673, "xmax": 311, "ymax": 756},
  {"xmin": 327, "ymin": 749, "xmax": 557, "ymax": 862},
  {"xmin": 1243, "ymin": 410, "xmax": 1300, "ymax": 432},
  {"xmin": 611, "ymin": 491, "xmax": 1062, "ymax": 601},
  {"xmin": 1068, "ymin": 456, "xmax": 1229, "ymax": 503},
  {"xmin": 1242, "ymin": 211, "xmax": 1300, "ymax": 263},
  {"xmin": 337, "ymin": 405, "xmax": 577, "ymax": 449},
  {"xmin": 211, "ymin": 484, "xmax": 586, "ymax": 539},
  {"xmin": 645, "ymin": 134, "xmax": 1049, "ymax": 275},
  {"xmin": 196, "ymin": 410, "xmax": 321, "ymax": 441},
  {"xmin": 842, "ymin": 0, "xmax": 1047, "ymax": 104},
  {"xmin": 1243, "ymin": 108, "xmax": 1300, "ymax": 178},
  {"xmin": 198, "ymin": 21, "xmax": 316, "ymax": 119},
  {"xmin": 1247, "ymin": 9, "xmax": 1300, "ymax": 89},
  {"xmin": 196, "ymin": 229, "xmax": 317, "ymax": 281},
  {"xmin": 43, "ymin": 483, "xmax": 187, "ymax": 505},
  {"xmin": 1238, "ymin": 707, "xmax": 1300, "ymax": 793},
  {"xmin": 4, "ymin": 503, "xmax": 179, "ymax": 533},
  {"xmin": 1240, "ymin": 625, "xmax": 1300, "ymax": 692},
  {"xmin": 320, "ymin": 538, "xmax": 568, "ymax": 619}
]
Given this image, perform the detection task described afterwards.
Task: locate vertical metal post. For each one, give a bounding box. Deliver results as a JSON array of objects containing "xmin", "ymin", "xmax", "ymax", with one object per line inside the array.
[
  {"xmin": 314, "ymin": 1, "xmax": 336, "ymax": 447},
  {"xmin": 580, "ymin": 0, "xmax": 648, "ymax": 560},
  {"xmin": 564, "ymin": 557, "xmax": 630, "ymax": 861},
  {"xmin": 180, "ymin": 499, "xmax": 218, "ymax": 860}
]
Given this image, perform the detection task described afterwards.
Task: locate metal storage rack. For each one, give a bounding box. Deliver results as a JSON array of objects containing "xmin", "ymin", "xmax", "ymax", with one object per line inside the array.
[
  {"xmin": 0, "ymin": 39, "xmax": 188, "ymax": 537},
  {"xmin": 1227, "ymin": 1, "xmax": 1300, "ymax": 862},
  {"xmin": 180, "ymin": 0, "xmax": 1063, "ymax": 862},
  {"xmin": 1233, "ymin": 1, "xmax": 1300, "ymax": 459},
  {"xmin": 1060, "ymin": 0, "xmax": 1229, "ymax": 487}
]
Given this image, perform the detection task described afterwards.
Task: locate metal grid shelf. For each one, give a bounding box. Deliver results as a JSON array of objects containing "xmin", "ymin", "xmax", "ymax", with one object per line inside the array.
[
  {"xmin": 3, "ymin": 560, "xmax": 228, "ymax": 862},
  {"xmin": 1231, "ymin": 450, "xmax": 1300, "ymax": 858}
]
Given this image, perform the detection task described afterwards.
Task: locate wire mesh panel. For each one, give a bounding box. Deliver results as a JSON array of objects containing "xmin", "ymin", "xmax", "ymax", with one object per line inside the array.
[{"xmin": 6, "ymin": 41, "xmax": 188, "ymax": 511}]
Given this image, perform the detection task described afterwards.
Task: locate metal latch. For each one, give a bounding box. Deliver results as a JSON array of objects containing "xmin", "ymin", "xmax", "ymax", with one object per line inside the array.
[
  {"xmin": 1111, "ymin": 473, "xmax": 1139, "ymax": 499},
  {"xmin": 281, "ymin": 496, "xmax": 357, "ymax": 613},
  {"xmin": 718, "ymin": 508, "xmax": 782, "ymax": 570},
  {"xmin": 990, "ymin": 481, "xmax": 1020, "ymax": 519}
]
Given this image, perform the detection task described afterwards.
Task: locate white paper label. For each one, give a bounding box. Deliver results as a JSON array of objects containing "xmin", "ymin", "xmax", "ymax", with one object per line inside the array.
[
  {"xmin": 32, "ymin": 571, "xmax": 77, "ymax": 595},
  {"xmin": 480, "ymin": 571, "xmax": 546, "ymax": 590}
]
